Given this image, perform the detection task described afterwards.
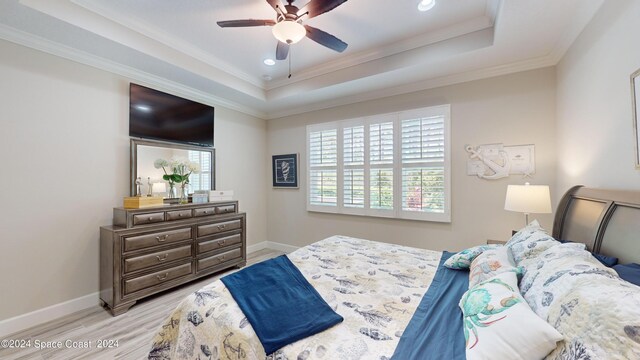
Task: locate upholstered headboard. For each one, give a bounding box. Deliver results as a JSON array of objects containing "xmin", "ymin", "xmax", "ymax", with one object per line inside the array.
[{"xmin": 552, "ymin": 186, "xmax": 640, "ymax": 264}]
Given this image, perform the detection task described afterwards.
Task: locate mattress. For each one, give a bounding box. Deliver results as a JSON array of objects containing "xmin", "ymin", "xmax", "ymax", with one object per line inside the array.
[{"xmin": 148, "ymin": 235, "xmax": 442, "ymax": 359}]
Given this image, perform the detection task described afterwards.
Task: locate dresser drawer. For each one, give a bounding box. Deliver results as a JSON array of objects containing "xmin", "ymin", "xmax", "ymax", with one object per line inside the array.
[
  {"xmin": 166, "ymin": 209, "xmax": 192, "ymax": 221},
  {"xmin": 197, "ymin": 219, "xmax": 242, "ymax": 237},
  {"xmin": 193, "ymin": 207, "xmax": 216, "ymax": 217},
  {"xmin": 198, "ymin": 233, "xmax": 242, "ymax": 254},
  {"xmin": 197, "ymin": 248, "xmax": 242, "ymax": 271},
  {"xmin": 132, "ymin": 212, "xmax": 165, "ymax": 226},
  {"xmin": 123, "ymin": 245, "xmax": 192, "ymax": 273},
  {"xmin": 124, "ymin": 262, "xmax": 192, "ymax": 295},
  {"xmin": 123, "ymin": 228, "xmax": 192, "ymax": 252},
  {"xmin": 215, "ymin": 204, "xmax": 236, "ymax": 215}
]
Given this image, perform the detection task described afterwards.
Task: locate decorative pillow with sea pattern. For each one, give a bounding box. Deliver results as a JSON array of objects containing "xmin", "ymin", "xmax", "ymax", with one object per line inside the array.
[
  {"xmin": 459, "ymin": 271, "xmax": 563, "ymax": 360},
  {"xmin": 468, "ymin": 246, "xmax": 522, "ymax": 288},
  {"xmin": 444, "ymin": 244, "xmax": 501, "ymax": 270}
]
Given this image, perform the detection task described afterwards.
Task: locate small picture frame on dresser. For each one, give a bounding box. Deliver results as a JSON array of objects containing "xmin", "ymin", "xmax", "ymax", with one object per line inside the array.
[
  {"xmin": 632, "ymin": 68, "xmax": 640, "ymax": 168},
  {"xmin": 272, "ymin": 153, "xmax": 299, "ymax": 188}
]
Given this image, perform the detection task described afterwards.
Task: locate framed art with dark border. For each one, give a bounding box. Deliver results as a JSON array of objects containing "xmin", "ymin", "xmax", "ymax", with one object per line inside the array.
[
  {"xmin": 272, "ymin": 154, "xmax": 298, "ymax": 188},
  {"xmin": 633, "ymin": 68, "xmax": 640, "ymax": 169}
]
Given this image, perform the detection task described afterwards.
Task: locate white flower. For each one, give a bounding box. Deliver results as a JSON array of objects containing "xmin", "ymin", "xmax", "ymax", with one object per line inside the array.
[
  {"xmin": 188, "ymin": 162, "xmax": 201, "ymax": 173},
  {"xmin": 154, "ymin": 158, "xmax": 169, "ymax": 169}
]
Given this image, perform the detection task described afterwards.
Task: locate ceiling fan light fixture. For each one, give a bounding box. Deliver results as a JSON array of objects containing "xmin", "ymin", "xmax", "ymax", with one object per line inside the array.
[
  {"xmin": 272, "ymin": 20, "xmax": 306, "ymax": 44},
  {"xmin": 418, "ymin": 0, "xmax": 436, "ymax": 12}
]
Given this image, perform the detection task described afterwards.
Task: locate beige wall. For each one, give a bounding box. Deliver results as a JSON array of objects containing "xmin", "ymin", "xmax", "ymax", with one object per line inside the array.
[
  {"xmin": 267, "ymin": 67, "xmax": 557, "ymax": 251},
  {"xmin": 0, "ymin": 39, "xmax": 267, "ymax": 321},
  {"xmin": 557, "ymin": 0, "xmax": 640, "ymax": 194}
]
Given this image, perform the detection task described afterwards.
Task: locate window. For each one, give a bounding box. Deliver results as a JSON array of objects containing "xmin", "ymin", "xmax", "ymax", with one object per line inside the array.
[
  {"xmin": 306, "ymin": 105, "xmax": 450, "ymax": 222},
  {"xmin": 188, "ymin": 150, "xmax": 212, "ymax": 192}
]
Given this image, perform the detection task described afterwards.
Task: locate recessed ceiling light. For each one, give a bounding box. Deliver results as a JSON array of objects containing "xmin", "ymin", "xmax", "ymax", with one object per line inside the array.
[
  {"xmin": 417, "ymin": 0, "xmax": 436, "ymax": 12},
  {"xmin": 263, "ymin": 58, "xmax": 276, "ymax": 66},
  {"xmin": 263, "ymin": 75, "xmax": 273, "ymax": 81}
]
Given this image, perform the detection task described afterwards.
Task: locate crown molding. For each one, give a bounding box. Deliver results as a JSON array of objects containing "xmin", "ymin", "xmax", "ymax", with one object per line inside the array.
[
  {"xmin": 19, "ymin": 0, "xmax": 266, "ymax": 101},
  {"xmin": 0, "ymin": 23, "xmax": 267, "ymax": 119},
  {"xmin": 68, "ymin": 0, "xmax": 500, "ymax": 94},
  {"xmin": 267, "ymin": 16, "xmax": 495, "ymax": 90},
  {"xmin": 70, "ymin": 0, "xmax": 265, "ymax": 88},
  {"xmin": 266, "ymin": 54, "xmax": 557, "ymax": 119}
]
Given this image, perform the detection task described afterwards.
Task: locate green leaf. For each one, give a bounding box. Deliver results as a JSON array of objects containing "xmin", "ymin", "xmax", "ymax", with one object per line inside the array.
[
  {"xmin": 162, "ymin": 174, "xmax": 170, "ymax": 181},
  {"xmin": 171, "ymin": 174, "xmax": 183, "ymax": 183}
]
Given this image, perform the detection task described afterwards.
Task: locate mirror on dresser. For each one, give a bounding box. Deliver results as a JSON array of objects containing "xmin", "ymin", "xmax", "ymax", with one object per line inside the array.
[{"xmin": 130, "ymin": 138, "xmax": 215, "ymax": 199}]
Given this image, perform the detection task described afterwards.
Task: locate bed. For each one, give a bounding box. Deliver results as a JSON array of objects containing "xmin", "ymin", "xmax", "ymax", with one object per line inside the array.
[{"xmin": 148, "ymin": 186, "xmax": 640, "ymax": 359}]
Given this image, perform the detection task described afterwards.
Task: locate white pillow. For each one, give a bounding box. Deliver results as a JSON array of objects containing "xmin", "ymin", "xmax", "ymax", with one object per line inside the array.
[{"xmin": 459, "ymin": 272, "xmax": 563, "ymax": 360}]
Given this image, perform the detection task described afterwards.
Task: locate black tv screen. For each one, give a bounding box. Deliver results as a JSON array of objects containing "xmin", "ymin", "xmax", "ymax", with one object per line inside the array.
[{"xmin": 129, "ymin": 83, "xmax": 214, "ymax": 147}]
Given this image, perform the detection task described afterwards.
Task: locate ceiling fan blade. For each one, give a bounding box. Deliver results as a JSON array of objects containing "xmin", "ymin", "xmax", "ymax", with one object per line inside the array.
[
  {"xmin": 276, "ymin": 41, "xmax": 290, "ymax": 60},
  {"xmin": 266, "ymin": 0, "xmax": 287, "ymax": 13},
  {"xmin": 217, "ymin": 19, "xmax": 276, "ymax": 28},
  {"xmin": 300, "ymin": 0, "xmax": 348, "ymax": 19},
  {"xmin": 304, "ymin": 25, "xmax": 348, "ymax": 52}
]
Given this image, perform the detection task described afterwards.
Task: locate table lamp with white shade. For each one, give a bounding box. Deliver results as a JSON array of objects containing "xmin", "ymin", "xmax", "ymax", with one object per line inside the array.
[{"xmin": 504, "ymin": 182, "xmax": 552, "ymax": 226}]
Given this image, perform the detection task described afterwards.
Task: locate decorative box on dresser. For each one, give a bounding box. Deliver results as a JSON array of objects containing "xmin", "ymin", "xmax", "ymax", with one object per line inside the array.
[{"xmin": 100, "ymin": 201, "xmax": 246, "ymax": 315}]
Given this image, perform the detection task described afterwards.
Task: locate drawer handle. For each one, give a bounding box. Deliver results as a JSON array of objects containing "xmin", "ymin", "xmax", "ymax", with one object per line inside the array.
[
  {"xmin": 217, "ymin": 225, "xmax": 226, "ymax": 231},
  {"xmin": 218, "ymin": 240, "xmax": 226, "ymax": 246},
  {"xmin": 178, "ymin": 213, "xmax": 183, "ymax": 217},
  {"xmin": 156, "ymin": 254, "xmax": 168, "ymax": 262},
  {"xmin": 148, "ymin": 216, "xmax": 154, "ymax": 221},
  {"xmin": 220, "ymin": 255, "xmax": 226, "ymax": 261},
  {"xmin": 156, "ymin": 235, "xmax": 169, "ymax": 242},
  {"xmin": 203, "ymin": 210, "xmax": 209, "ymax": 214},
  {"xmin": 157, "ymin": 273, "xmax": 169, "ymax": 281}
]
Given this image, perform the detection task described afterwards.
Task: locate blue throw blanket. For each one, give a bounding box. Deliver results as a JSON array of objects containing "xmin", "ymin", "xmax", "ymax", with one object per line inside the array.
[
  {"xmin": 391, "ymin": 251, "xmax": 468, "ymax": 360},
  {"xmin": 220, "ymin": 255, "xmax": 344, "ymax": 355}
]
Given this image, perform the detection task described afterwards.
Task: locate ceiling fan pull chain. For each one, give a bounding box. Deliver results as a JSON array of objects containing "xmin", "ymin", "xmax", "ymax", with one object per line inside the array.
[{"xmin": 288, "ymin": 47, "xmax": 292, "ymax": 78}]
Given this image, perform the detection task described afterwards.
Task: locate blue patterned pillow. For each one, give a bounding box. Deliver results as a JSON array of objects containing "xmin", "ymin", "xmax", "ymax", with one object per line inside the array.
[
  {"xmin": 558, "ymin": 240, "xmax": 619, "ymax": 267},
  {"xmin": 505, "ymin": 220, "xmax": 544, "ymax": 248},
  {"xmin": 444, "ymin": 245, "xmax": 501, "ymax": 270},
  {"xmin": 506, "ymin": 222, "xmax": 560, "ymax": 265}
]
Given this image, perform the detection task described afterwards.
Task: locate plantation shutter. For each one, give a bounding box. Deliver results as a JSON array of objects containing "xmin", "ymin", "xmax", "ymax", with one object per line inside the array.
[
  {"xmin": 308, "ymin": 129, "xmax": 338, "ymax": 207},
  {"xmin": 307, "ymin": 105, "xmax": 450, "ymax": 222},
  {"xmin": 400, "ymin": 114, "xmax": 446, "ymax": 214},
  {"xmin": 369, "ymin": 122, "xmax": 394, "ymax": 210},
  {"xmin": 188, "ymin": 150, "xmax": 212, "ymax": 191},
  {"xmin": 343, "ymin": 125, "xmax": 365, "ymax": 208}
]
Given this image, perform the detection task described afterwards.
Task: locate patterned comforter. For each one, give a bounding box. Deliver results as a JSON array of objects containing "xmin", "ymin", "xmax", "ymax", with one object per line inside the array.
[{"xmin": 148, "ymin": 235, "xmax": 442, "ymax": 360}]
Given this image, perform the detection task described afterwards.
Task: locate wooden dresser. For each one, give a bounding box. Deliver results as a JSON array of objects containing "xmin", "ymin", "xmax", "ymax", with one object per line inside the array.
[{"xmin": 100, "ymin": 201, "xmax": 246, "ymax": 315}]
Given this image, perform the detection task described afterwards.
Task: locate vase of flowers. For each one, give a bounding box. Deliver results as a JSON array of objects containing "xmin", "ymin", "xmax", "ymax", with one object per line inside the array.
[
  {"xmin": 154, "ymin": 158, "xmax": 200, "ymax": 204},
  {"xmin": 168, "ymin": 182, "xmax": 177, "ymax": 199}
]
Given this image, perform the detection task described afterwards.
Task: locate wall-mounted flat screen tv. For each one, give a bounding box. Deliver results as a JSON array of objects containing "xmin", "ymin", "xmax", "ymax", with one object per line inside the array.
[{"xmin": 129, "ymin": 83, "xmax": 214, "ymax": 147}]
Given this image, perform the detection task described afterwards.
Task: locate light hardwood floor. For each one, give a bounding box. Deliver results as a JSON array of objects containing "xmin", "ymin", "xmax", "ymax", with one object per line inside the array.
[{"xmin": 0, "ymin": 249, "xmax": 283, "ymax": 360}]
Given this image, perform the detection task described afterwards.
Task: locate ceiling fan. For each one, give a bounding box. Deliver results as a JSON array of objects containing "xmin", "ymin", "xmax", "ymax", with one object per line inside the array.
[{"xmin": 217, "ymin": 0, "xmax": 349, "ymax": 61}]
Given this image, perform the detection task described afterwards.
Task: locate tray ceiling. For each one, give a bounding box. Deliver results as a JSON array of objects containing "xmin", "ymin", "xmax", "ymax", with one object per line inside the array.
[{"xmin": 0, "ymin": 0, "xmax": 604, "ymax": 118}]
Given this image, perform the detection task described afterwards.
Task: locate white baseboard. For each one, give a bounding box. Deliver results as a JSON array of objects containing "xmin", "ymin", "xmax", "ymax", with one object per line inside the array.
[
  {"xmin": 246, "ymin": 241, "xmax": 268, "ymax": 254},
  {"xmin": 0, "ymin": 292, "xmax": 99, "ymax": 338},
  {"xmin": 247, "ymin": 241, "xmax": 300, "ymax": 254},
  {"xmin": 266, "ymin": 241, "xmax": 300, "ymax": 253},
  {"xmin": 1, "ymin": 241, "xmax": 301, "ymax": 338}
]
